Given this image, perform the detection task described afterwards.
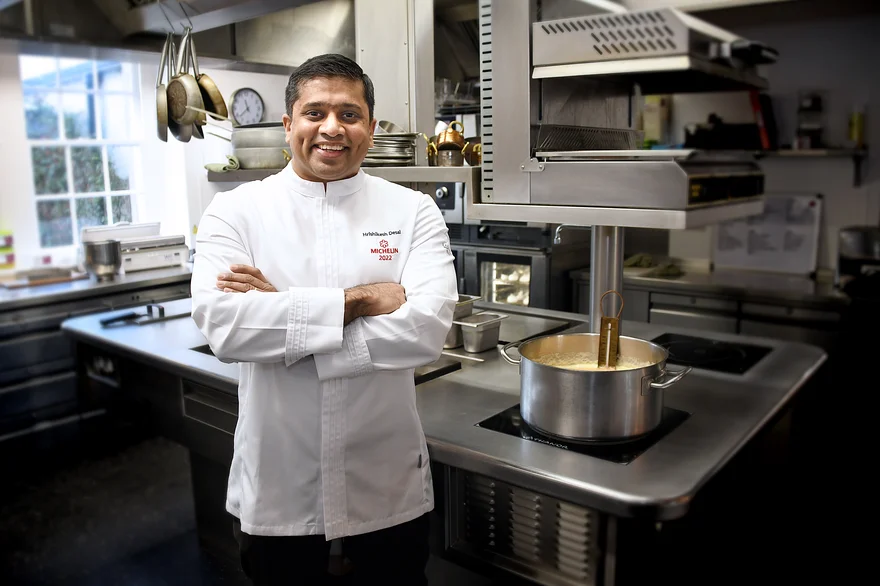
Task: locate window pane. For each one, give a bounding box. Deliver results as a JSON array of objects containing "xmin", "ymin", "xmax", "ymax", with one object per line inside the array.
[
  {"xmin": 71, "ymin": 146, "xmax": 104, "ymax": 193},
  {"xmin": 59, "ymin": 58, "xmax": 94, "ymax": 91},
  {"xmin": 23, "ymin": 91, "xmax": 60, "ymax": 139},
  {"xmin": 37, "ymin": 199, "xmax": 73, "ymax": 247},
  {"xmin": 107, "ymin": 146, "xmax": 133, "ymax": 191},
  {"xmin": 96, "ymin": 61, "xmax": 133, "ymax": 92},
  {"xmin": 76, "ymin": 197, "xmax": 108, "ymax": 229},
  {"xmin": 100, "ymin": 94, "xmax": 135, "ymax": 141},
  {"xmin": 111, "ymin": 195, "xmax": 133, "ymax": 224},
  {"xmin": 31, "ymin": 147, "xmax": 68, "ymax": 194},
  {"xmin": 19, "ymin": 55, "xmax": 57, "ymax": 89},
  {"xmin": 100, "ymin": 94, "xmax": 133, "ymax": 140},
  {"xmin": 62, "ymin": 92, "xmax": 97, "ymax": 139}
]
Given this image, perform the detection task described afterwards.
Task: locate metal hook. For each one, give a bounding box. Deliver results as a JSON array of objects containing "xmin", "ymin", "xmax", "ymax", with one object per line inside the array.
[
  {"xmin": 177, "ymin": 1, "xmax": 194, "ymax": 30},
  {"xmin": 157, "ymin": 1, "xmax": 178, "ymax": 33}
]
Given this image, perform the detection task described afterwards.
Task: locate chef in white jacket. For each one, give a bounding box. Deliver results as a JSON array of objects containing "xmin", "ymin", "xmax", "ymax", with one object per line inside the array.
[{"xmin": 190, "ymin": 53, "xmax": 457, "ymax": 585}]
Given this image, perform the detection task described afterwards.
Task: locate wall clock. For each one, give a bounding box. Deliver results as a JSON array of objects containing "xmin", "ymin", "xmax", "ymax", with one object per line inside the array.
[{"xmin": 229, "ymin": 87, "xmax": 265, "ymax": 126}]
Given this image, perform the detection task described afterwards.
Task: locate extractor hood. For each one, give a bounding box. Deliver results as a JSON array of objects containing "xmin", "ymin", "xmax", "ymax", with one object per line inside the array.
[
  {"xmin": 531, "ymin": 6, "xmax": 776, "ymax": 93},
  {"xmin": 468, "ymin": 0, "xmax": 769, "ymax": 231},
  {"xmin": 0, "ymin": 0, "xmax": 352, "ymax": 73}
]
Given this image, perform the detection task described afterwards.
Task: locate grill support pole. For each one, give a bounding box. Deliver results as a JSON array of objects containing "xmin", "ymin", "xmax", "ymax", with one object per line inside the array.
[{"xmin": 590, "ymin": 226, "xmax": 625, "ymax": 333}]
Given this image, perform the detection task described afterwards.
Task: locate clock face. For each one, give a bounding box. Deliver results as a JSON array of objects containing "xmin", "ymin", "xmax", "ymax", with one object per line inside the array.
[{"xmin": 230, "ymin": 88, "xmax": 265, "ymax": 126}]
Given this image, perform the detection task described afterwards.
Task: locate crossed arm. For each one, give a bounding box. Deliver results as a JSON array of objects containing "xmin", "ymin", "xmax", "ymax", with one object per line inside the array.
[
  {"xmin": 190, "ymin": 196, "xmax": 457, "ymax": 378},
  {"xmin": 216, "ymin": 265, "xmax": 406, "ymax": 325}
]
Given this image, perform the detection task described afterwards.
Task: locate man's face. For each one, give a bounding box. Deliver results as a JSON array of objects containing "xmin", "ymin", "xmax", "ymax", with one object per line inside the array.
[{"xmin": 282, "ymin": 76, "xmax": 376, "ymax": 183}]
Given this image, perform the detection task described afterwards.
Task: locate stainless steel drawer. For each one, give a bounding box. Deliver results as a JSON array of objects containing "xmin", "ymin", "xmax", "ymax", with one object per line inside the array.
[
  {"xmin": 651, "ymin": 293, "xmax": 737, "ymax": 312},
  {"xmin": 0, "ymin": 330, "xmax": 73, "ymax": 373},
  {"xmin": 0, "ymin": 371, "xmax": 77, "ymax": 418},
  {"xmin": 739, "ymin": 320, "xmax": 837, "ymax": 350},
  {"xmin": 649, "ymin": 308, "xmax": 738, "ymax": 333},
  {"xmin": 182, "ymin": 380, "xmax": 237, "ymax": 465},
  {"xmin": 740, "ymin": 303, "xmax": 840, "ymax": 323}
]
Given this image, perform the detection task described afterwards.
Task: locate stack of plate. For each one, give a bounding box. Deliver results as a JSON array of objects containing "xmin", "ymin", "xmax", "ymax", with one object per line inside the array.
[{"xmin": 364, "ymin": 132, "xmax": 418, "ymax": 167}]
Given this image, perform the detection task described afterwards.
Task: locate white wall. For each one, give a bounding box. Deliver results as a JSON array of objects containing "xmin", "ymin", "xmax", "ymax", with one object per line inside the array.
[
  {"xmin": 666, "ymin": 13, "xmax": 880, "ymax": 273},
  {"xmin": 0, "ymin": 41, "xmax": 40, "ymax": 265},
  {"xmin": 178, "ymin": 69, "xmax": 290, "ymax": 231}
]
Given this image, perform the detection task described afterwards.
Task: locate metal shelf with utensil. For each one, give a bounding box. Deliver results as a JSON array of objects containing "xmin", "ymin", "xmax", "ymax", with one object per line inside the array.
[{"xmin": 207, "ymin": 166, "xmax": 481, "ymax": 201}]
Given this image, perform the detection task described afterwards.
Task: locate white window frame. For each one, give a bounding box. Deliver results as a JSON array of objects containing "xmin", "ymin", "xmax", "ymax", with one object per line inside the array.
[{"xmin": 21, "ymin": 57, "xmax": 144, "ymax": 258}]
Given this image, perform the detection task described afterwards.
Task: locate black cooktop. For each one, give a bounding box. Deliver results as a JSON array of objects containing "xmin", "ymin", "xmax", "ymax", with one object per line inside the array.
[
  {"xmin": 476, "ymin": 405, "xmax": 690, "ymax": 465},
  {"xmin": 651, "ymin": 333, "xmax": 772, "ymax": 375}
]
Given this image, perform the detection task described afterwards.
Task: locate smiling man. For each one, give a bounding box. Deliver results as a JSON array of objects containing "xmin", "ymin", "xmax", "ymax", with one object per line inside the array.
[{"xmin": 190, "ymin": 54, "xmax": 458, "ymax": 585}]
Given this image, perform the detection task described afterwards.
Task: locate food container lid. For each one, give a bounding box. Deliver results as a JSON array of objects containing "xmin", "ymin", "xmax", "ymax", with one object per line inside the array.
[{"xmin": 454, "ymin": 311, "xmax": 508, "ymax": 330}]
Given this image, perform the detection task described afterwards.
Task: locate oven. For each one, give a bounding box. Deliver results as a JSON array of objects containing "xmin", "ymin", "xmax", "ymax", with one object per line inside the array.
[{"xmin": 450, "ymin": 243, "xmax": 588, "ymax": 311}]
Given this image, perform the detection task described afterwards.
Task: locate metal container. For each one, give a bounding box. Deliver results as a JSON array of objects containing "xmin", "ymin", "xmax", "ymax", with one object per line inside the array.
[
  {"xmin": 233, "ymin": 147, "xmax": 292, "ymax": 169},
  {"xmin": 501, "ymin": 333, "xmax": 691, "ymax": 440},
  {"xmin": 230, "ymin": 123, "xmax": 286, "ymax": 148},
  {"xmin": 454, "ymin": 312, "xmax": 508, "ymax": 353},
  {"xmin": 83, "ymin": 239, "xmax": 122, "ymax": 281},
  {"xmin": 444, "ymin": 294, "xmax": 482, "ymax": 349},
  {"xmin": 437, "ymin": 149, "xmax": 464, "ymax": 167}
]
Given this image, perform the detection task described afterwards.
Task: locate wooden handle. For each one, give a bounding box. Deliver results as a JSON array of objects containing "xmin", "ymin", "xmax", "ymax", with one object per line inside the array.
[{"xmin": 600, "ymin": 289, "xmax": 625, "ymax": 319}]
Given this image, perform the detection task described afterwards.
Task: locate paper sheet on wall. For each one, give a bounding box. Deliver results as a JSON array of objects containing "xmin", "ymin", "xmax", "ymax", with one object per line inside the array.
[{"xmin": 713, "ymin": 192, "xmax": 822, "ymax": 276}]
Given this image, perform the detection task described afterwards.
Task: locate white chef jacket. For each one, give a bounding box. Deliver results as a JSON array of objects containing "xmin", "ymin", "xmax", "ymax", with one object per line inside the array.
[{"xmin": 190, "ymin": 164, "xmax": 457, "ymax": 540}]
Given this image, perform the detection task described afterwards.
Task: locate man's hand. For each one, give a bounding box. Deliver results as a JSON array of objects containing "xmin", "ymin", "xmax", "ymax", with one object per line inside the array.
[
  {"xmin": 344, "ymin": 283, "xmax": 406, "ymax": 324},
  {"xmin": 217, "ymin": 265, "xmax": 278, "ymax": 293}
]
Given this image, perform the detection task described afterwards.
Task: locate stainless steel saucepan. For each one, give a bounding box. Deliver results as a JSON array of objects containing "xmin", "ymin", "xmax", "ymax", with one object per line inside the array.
[{"xmin": 501, "ymin": 333, "xmax": 691, "ymax": 441}]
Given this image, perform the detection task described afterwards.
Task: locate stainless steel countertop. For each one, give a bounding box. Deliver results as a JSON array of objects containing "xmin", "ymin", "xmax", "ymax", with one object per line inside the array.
[
  {"xmin": 570, "ymin": 267, "xmax": 849, "ymax": 309},
  {"xmin": 0, "ymin": 265, "xmax": 194, "ymax": 313},
  {"xmin": 61, "ymin": 298, "xmax": 826, "ymax": 521}
]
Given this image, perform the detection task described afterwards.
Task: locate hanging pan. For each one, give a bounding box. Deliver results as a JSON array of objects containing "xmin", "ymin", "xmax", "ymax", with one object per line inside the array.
[
  {"xmin": 156, "ymin": 33, "xmax": 171, "ymax": 142},
  {"xmin": 166, "ymin": 38, "xmax": 192, "ymax": 143},
  {"xmin": 167, "ymin": 28, "xmax": 203, "ymax": 127},
  {"xmin": 189, "ymin": 35, "xmax": 228, "ymax": 122}
]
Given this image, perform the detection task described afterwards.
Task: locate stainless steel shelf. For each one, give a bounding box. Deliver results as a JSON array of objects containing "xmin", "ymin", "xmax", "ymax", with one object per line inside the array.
[
  {"xmin": 466, "ymin": 197, "xmax": 765, "ymax": 230},
  {"xmin": 532, "ymin": 56, "xmax": 769, "ymax": 94},
  {"xmin": 207, "ymin": 166, "xmax": 481, "ymax": 195},
  {"xmin": 756, "ymin": 148, "xmax": 868, "ymax": 186}
]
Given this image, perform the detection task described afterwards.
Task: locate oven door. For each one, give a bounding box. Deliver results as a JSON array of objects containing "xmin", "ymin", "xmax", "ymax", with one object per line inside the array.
[{"xmin": 458, "ymin": 245, "xmax": 549, "ymax": 308}]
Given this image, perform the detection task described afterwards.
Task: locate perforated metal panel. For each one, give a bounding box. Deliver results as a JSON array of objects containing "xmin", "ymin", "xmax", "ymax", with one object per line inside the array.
[
  {"xmin": 456, "ymin": 471, "xmax": 600, "ymax": 586},
  {"xmin": 532, "ymin": 8, "xmax": 700, "ymax": 67},
  {"xmin": 479, "ymin": 2, "xmax": 494, "ymax": 202}
]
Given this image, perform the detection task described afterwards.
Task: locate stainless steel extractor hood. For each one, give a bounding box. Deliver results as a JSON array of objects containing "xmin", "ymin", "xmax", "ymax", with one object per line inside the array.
[
  {"xmin": 0, "ymin": 0, "xmax": 352, "ymax": 73},
  {"xmin": 531, "ymin": 6, "xmax": 774, "ymax": 93},
  {"xmin": 467, "ymin": 0, "xmax": 768, "ymax": 231}
]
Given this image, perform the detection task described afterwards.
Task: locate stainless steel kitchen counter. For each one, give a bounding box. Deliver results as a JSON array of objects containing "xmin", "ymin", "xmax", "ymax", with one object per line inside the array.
[
  {"xmin": 61, "ymin": 298, "xmax": 826, "ymax": 522},
  {"xmin": 0, "ymin": 265, "xmax": 194, "ymax": 313},
  {"xmin": 571, "ymin": 267, "xmax": 848, "ymax": 309}
]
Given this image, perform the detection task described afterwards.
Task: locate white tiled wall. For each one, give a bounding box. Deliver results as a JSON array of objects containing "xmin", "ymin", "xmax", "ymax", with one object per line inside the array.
[{"xmin": 667, "ymin": 13, "xmax": 879, "ymax": 272}]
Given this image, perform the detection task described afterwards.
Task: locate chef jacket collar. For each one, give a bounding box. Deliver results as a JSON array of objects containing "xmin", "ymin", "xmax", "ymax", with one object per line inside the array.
[{"xmin": 283, "ymin": 162, "xmax": 365, "ymax": 199}]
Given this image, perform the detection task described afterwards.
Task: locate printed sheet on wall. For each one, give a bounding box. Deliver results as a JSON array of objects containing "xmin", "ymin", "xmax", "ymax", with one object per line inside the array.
[{"xmin": 712, "ymin": 192, "xmax": 822, "ymax": 276}]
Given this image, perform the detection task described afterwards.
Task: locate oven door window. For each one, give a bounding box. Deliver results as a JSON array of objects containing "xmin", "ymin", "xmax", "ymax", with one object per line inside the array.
[{"xmin": 480, "ymin": 261, "xmax": 531, "ymax": 306}]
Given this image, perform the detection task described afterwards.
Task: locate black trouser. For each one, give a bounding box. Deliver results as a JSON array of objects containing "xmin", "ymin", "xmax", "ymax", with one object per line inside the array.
[{"xmin": 232, "ymin": 514, "xmax": 430, "ymax": 585}]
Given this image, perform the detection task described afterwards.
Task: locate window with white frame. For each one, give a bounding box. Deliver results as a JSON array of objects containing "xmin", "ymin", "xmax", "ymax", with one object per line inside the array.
[{"xmin": 19, "ymin": 56, "xmax": 142, "ymax": 249}]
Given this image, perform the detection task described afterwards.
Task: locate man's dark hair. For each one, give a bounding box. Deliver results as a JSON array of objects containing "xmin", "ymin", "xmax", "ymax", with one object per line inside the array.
[{"xmin": 285, "ymin": 53, "xmax": 375, "ymax": 121}]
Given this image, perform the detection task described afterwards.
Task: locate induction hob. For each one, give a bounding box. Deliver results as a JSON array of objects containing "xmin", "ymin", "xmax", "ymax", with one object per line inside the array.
[
  {"xmin": 651, "ymin": 333, "xmax": 771, "ymax": 375},
  {"xmin": 476, "ymin": 405, "xmax": 690, "ymax": 465}
]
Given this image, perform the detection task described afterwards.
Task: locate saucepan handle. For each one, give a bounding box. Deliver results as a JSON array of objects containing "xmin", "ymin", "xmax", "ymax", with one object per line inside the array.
[
  {"xmin": 500, "ymin": 341, "xmax": 522, "ymax": 365},
  {"xmin": 650, "ymin": 366, "xmax": 693, "ymax": 389}
]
